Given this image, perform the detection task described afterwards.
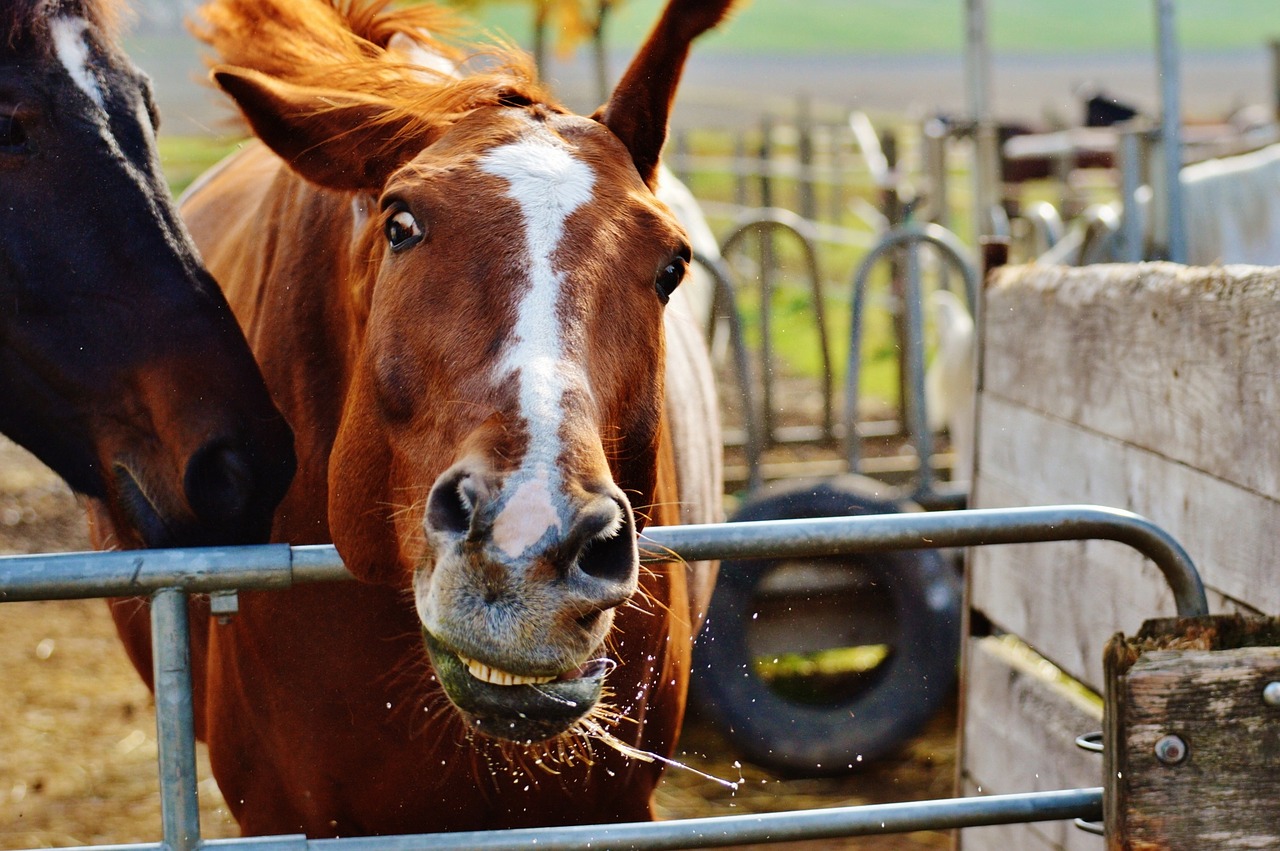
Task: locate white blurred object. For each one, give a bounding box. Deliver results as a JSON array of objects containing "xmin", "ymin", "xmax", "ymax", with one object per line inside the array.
[
  {"xmin": 924, "ymin": 289, "xmax": 976, "ymax": 483},
  {"xmin": 1181, "ymin": 142, "xmax": 1280, "ymax": 266}
]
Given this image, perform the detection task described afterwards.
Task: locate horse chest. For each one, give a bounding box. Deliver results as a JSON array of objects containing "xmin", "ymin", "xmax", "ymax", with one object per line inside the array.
[{"xmin": 203, "ymin": 577, "xmax": 680, "ymax": 834}]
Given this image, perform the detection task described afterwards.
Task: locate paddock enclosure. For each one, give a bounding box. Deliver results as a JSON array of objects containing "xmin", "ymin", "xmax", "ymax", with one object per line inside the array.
[{"xmin": 8, "ymin": 2, "xmax": 1280, "ymax": 849}]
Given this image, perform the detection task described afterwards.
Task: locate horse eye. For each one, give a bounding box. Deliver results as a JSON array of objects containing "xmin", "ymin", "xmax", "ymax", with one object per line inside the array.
[
  {"xmin": 385, "ymin": 208, "xmax": 423, "ymax": 251},
  {"xmin": 0, "ymin": 113, "xmax": 29, "ymax": 153},
  {"xmin": 655, "ymin": 255, "xmax": 688, "ymax": 304}
]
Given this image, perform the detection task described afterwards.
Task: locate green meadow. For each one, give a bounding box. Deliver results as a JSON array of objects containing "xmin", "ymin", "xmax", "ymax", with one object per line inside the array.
[{"xmin": 471, "ymin": 0, "xmax": 1279, "ymax": 56}]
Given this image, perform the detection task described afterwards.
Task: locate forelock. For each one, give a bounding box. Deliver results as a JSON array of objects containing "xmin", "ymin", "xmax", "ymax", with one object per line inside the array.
[{"xmin": 4, "ymin": 0, "xmax": 126, "ymax": 55}]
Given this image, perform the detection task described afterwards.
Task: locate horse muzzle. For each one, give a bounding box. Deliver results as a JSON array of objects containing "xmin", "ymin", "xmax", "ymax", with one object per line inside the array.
[
  {"xmin": 422, "ymin": 629, "xmax": 616, "ymax": 742},
  {"xmin": 414, "ymin": 460, "xmax": 641, "ymax": 741},
  {"xmin": 110, "ymin": 427, "xmax": 296, "ymax": 549}
]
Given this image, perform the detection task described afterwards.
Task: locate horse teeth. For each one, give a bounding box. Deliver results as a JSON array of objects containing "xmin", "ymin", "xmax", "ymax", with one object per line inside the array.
[{"xmin": 459, "ymin": 655, "xmax": 556, "ymax": 686}]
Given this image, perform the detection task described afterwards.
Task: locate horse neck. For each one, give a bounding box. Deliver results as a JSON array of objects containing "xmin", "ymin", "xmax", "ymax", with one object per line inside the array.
[{"xmin": 183, "ymin": 146, "xmax": 370, "ymax": 542}]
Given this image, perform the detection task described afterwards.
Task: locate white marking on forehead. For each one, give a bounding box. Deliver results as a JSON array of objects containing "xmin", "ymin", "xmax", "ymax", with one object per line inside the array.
[
  {"xmin": 47, "ymin": 17, "xmax": 164, "ymax": 216},
  {"xmin": 50, "ymin": 17, "xmax": 105, "ymax": 109},
  {"xmin": 479, "ymin": 123, "xmax": 596, "ymax": 559}
]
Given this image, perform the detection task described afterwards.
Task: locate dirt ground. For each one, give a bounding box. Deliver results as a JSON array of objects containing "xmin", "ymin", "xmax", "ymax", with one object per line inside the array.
[{"xmin": 0, "ymin": 435, "xmax": 956, "ymax": 850}]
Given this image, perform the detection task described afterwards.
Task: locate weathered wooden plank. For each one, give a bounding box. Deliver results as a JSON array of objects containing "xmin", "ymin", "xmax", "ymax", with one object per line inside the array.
[
  {"xmin": 977, "ymin": 395, "xmax": 1280, "ymax": 615},
  {"xmin": 958, "ymin": 636, "xmax": 1103, "ymax": 851},
  {"xmin": 1103, "ymin": 616, "xmax": 1280, "ymax": 849},
  {"xmin": 983, "ymin": 262, "xmax": 1280, "ymax": 504},
  {"xmin": 971, "ymin": 398, "xmax": 1271, "ymax": 689}
]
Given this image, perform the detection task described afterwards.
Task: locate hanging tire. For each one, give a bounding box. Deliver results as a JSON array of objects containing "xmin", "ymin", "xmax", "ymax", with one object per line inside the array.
[{"xmin": 690, "ymin": 474, "xmax": 962, "ymax": 776}]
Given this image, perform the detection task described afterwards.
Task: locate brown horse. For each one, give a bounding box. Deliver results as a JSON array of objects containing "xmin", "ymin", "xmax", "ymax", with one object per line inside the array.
[
  {"xmin": 105, "ymin": 0, "xmax": 725, "ymax": 835},
  {"xmin": 1, "ymin": 0, "xmax": 295, "ymax": 549}
]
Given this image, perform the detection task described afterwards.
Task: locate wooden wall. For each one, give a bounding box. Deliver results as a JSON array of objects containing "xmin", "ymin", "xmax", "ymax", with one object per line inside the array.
[{"xmin": 958, "ymin": 262, "xmax": 1278, "ymax": 850}]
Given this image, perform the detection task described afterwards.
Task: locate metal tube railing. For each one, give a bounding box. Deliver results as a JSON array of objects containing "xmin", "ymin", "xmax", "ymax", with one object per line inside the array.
[
  {"xmin": 646, "ymin": 505, "xmax": 1206, "ymax": 618},
  {"xmin": 28, "ymin": 788, "xmax": 1101, "ymax": 851},
  {"xmin": 151, "ymin": 588, "xmax": 202, "ymax": 851},
  {"xmin": 1, "ymin": 505, "xmax": 1207, "ymax": 617}
]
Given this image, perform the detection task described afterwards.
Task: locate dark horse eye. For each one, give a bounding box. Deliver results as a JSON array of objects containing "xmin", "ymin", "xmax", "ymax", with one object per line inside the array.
[
  {"xmin": 385, "ymin": 208, "xmax": 423, "ymax": 252},
  {"xmin": 655, "ymin": 255, "xmax": 688, "ymax": 304},
  {"xmin": 0, "ymin": 113, "xmax": 29, "ymax": 153}
]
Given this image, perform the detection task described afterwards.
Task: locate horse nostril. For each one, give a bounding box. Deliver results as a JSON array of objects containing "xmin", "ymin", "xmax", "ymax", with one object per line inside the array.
[
  {"xmin": 426, "ymin": 469, "xmax": 476, "ymax": 536},
  {"xmin": 184, "ymin": 443, "xmax": 255, "ymax": 526},
  {"xmin": 576, "ymin": 497, "xmax": 638, "ymax": 587}
]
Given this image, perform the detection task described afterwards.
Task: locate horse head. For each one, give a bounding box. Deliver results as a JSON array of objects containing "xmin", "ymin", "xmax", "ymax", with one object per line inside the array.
[
  {"xmin": 202, "ymin": 0, "xmax": 730, "ymax": 742},
  {"xmin": 0, "ymin": 0, "xmax": 296, "ymax": 548}
]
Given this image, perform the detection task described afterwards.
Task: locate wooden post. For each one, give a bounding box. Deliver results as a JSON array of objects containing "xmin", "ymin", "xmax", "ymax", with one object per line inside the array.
[{"xmin": 1104, "ymin": 615, "xmax": 1280, "ymax": 849}]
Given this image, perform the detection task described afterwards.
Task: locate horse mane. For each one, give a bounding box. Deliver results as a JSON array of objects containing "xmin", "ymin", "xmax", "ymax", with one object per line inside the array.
[
  {"xmin": 4, "ymin": 0, "xmax": 126, "ymax": 52},
  {"xmin": 195, "ymin": 0, "xmax": 557, "ymax": 136}
]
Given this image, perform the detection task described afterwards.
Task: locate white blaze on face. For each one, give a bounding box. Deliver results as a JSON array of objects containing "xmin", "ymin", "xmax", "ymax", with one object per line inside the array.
[
  {"xmin": 49, "ymin": 16, "xmax": 158, "ymax": 200},
  {"xmin": 479, "ymin": 121, "xmax": 596, "ymax": 559},
  {"xmin": 50, "ymin": 17, "xmax": 105, "ymax": 109}
]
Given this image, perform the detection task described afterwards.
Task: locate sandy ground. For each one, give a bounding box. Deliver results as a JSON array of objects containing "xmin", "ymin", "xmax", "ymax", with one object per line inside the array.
[{"xmin": 0, "ymin": 435, "xmax": 955, "ymax": 849}]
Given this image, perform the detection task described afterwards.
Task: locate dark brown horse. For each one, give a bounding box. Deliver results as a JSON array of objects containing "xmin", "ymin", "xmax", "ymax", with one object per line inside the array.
[
  {"xmin": 105, "ymin": 0, "xmax": 726, "ymax": 836},
  {"xmin": 1, "ymin": 0, "xmax": 295, "ymax": 548}
]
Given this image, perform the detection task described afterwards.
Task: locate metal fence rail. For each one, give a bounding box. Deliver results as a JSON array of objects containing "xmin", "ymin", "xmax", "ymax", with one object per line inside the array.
[
  {"xmin": 18, "ymin": 788, "xmax": 1103, "ymax": 851},
  {"xmin": 0, "ymin": 504, "xmax": 1206, "ymax": 851}
]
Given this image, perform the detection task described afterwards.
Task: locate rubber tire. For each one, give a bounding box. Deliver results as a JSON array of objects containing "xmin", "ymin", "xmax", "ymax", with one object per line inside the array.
[{"xmin": 691, "ymin": 475, "xmax": 962, "ymax": 776}]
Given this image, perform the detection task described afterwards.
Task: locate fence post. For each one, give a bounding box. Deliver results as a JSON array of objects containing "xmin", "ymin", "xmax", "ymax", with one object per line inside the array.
[
  {"xmin": 151, "ymin": 587, "xmax": 202, "ymax": 851},
  {"xmin": 756, "ymin": 115, "xmax": 777, "ymax": 440},
  {"xmin": 796, "ymin": 95, "xmax": 817, "ymax": 223}
]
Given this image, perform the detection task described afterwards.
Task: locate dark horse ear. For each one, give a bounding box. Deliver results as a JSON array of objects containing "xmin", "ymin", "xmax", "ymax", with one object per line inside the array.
[
  {"xmin": 213, "ymin": 66, "xmax": 431, "ymax": 192},
  {"xmin": 594, "ymin": 0, "xmax": 734, "ymax": 190}
]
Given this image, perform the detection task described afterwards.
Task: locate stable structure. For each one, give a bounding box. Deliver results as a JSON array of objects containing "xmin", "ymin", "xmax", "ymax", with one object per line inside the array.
[{"xmin": 961, "ymin": 262, "xmax": 1280, "ymax": 850}]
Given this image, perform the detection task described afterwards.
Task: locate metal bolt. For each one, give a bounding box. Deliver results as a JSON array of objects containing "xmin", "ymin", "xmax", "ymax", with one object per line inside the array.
[
  {"xmin": 1264, "ymin": 682, "xmax": 1280, "ymax": 707},
  {"xmin": 1154, "ymin": 734, "xmax": 1188, "ymax": 765}
]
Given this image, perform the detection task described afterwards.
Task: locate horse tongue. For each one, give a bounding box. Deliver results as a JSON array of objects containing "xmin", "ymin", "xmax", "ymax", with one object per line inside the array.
[{"xmin": 556, "ymin": 658, "xmax": 616, "ymax": 682}]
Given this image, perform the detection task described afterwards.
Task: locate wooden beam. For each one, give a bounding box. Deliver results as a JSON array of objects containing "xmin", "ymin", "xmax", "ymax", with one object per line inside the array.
[{"xmin": 1104, "ymin": 615, "xmax": 1280, "ymax": 849}]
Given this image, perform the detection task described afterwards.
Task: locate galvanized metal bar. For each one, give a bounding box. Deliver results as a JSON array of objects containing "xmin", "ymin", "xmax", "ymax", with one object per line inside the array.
[
  {"xmin": 309, "ymin": 788, "xmax": 1102, "ymax": 850},
  {"xmin": 643, "ymin": 505, "xmax": 1207, "ymax": 618},
  {"xmin": 694, "ymin": 250, "xmax": 765, "ymax": 491},
  {"xmin": 0, "ymin": 543, "xmax": 293, "ymax": 601},
  {"xmin": 965, "ymin": 0, "xmax": 997, "ymax": 245},
  {"xmin": 844, "ymin": 223, "xmax": 978, "ymax": 478},
  {"xmin": 901, "ymin": 233, "xmax": 933, "ymax": 500},
  {"xmin": 1117, "ymin": 122, "xmax": 1147, "ymax": 262},
  {"xmin": 720, "ymin": 209, "xmax": 834, "ymax": 444},
  {"xmin": 1155, "ymin": 0, "xmax": 1186, "ymax": 262},
  {"xmin": 13, "ymin": 789, "xmax": 1102, "ymax": 851},
  {"xmin": 150, "ymin": 588, "xmax": 201, "ymax": 851},
  {"xmin": 0, "ymin": 506, "xmax": 1204, "ymax": 616}
]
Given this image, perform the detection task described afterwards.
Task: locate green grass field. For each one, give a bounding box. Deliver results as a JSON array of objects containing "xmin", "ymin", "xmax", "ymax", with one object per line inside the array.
[{"xmin": 471, "ymin": 0, "xmax": 1280, "ymax": 57}]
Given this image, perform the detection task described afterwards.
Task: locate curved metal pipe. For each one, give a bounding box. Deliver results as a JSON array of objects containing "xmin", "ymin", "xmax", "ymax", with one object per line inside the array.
[
  {"xmin": 643, "ymin": 504, "xmax": 1207, "ymax": 618},
  {"xmin": 693, "ymin": 250, "xmax": 764, "ymax": 491},
  {"xmin": 845, "ymin": 223, "xmax": 978, "ymax": 495},
  {"xmin": 721, "ymin": 208, "xmax": 834, "ymax": 442}
]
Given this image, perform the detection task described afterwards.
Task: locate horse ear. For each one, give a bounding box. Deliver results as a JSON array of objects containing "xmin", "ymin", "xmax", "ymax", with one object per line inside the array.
[
  {"xmin": 213, "ymin": 66, "xmax": 428, "ymax": 192},
  {"xmin": 594, "ymin": 0, "xmax": 734, "ymax": 189}
]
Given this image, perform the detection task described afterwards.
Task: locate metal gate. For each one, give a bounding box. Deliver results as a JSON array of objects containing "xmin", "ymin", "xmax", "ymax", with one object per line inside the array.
[{"xmin": 0, "ymin": 505, "xmax": 1207, "ymax": 851}]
